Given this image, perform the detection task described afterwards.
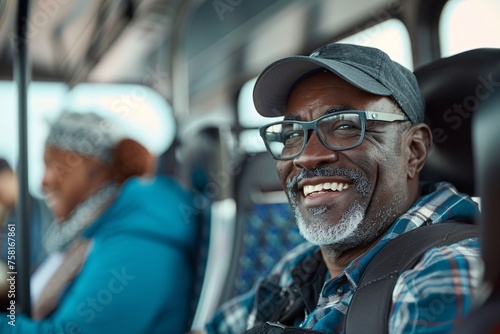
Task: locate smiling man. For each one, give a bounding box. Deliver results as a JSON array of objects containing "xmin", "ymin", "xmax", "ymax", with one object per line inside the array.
[{"xmin": 205, "ymin": 43, "xmax": 482, "ymax": 334}]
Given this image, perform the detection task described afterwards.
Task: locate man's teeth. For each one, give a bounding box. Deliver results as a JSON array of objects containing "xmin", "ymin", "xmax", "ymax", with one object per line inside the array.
[{"xmin": 303, "ymin": 182, "xmax": 350, "ymax": 197}]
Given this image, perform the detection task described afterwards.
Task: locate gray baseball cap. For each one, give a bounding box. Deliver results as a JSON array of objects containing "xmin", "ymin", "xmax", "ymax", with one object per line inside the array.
[{"xmin": 253, "ymin": 43, "xmax": 424, "ymax": 124}]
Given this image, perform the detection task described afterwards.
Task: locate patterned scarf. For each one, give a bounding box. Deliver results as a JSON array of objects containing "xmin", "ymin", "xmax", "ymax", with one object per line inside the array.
[{"xmin": 43, "ymin": 182, "xmax": 119, "ymax": 253}]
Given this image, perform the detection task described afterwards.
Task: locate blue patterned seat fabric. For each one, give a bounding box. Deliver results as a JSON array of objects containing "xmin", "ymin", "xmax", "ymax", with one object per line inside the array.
[{"xmin": 232, "ymin": 202, "xmax": 304, "ymax": 296}]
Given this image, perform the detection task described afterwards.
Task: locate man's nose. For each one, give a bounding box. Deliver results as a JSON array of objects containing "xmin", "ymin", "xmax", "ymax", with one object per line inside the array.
[{"xmin": 292, "ymin": 131, "xmax": 339, "ymax": 170}]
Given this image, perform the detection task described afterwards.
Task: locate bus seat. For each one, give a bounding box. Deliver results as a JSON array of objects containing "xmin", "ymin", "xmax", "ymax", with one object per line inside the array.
[
  {"xmin": 231, "ymin": 201, "xmax": 302, "ymax": 297},
  {"xmin": 219, "ymin": 151, "xmax": 304, "ymax": 302},
  {"xmin": 450, "ymin": 76, "xmax": 500, "ymax": 334},
  {"xmin": 414, "ymin": 48, "xmax": 500, "ymax": 196},
  {"xmin": 474, "ymin": 88, "xmax": 500, "ymax": 291},
  {"xmin": 176, "ymin": 125, "xmax": 237, "ymax": 331}
]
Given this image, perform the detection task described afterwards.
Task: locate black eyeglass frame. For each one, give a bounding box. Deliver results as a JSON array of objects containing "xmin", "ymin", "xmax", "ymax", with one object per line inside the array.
[{"xmin": 259, "ymin": 110, "xmax": 409, "ymax": 160}]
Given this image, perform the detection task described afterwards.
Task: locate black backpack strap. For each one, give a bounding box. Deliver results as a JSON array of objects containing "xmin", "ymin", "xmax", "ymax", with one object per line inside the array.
[
  {"xmin": 344, "ymin": 221, "xmax": 479, "ymax": 334},
  {"xmin": 245, "ymin": 321, "xmax": 327, "ymax": 334}
]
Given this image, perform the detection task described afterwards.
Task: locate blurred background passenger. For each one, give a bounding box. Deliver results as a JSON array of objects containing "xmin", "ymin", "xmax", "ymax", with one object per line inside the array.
[
  {"xmin": 0, "ymin": 159, "xmax": 51, "ymax": 269},
  {"xmin": 0, "ymin": 159, "xmax": 16, "ymax": 228},
  {"xmin": 0, "ymin": 109, "xmax": 201, "ymax": 333}
]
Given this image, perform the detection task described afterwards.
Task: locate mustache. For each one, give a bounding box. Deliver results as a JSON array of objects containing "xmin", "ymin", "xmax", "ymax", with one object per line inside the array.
[{"xmin": 287, "ymin": 166, "xmax": 371, "ymax": 197}]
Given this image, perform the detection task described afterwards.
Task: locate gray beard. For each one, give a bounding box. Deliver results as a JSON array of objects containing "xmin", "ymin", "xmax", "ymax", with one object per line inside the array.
[
  {"xmin": 289, "ymin": 180, "xmax": 405, "ymax": 254},
  {"xmin": 287, "ymin": 166, "xmax": 394, "ymax": 252},
  {"xmin": 295, "ymin": 201, "xmax": 366, "ymax": 247}
]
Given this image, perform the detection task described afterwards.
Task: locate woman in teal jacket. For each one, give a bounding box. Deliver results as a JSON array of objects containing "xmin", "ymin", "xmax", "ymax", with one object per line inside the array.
[{"xmin": 0, "ymin": 111, "xmax": 200, "ymax": 333}]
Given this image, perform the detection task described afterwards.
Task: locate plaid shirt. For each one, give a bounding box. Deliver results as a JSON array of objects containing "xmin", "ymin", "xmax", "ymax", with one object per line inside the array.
[{"xmin": 205, "ymin": 183, "xmax": 483, "ymax": 334}]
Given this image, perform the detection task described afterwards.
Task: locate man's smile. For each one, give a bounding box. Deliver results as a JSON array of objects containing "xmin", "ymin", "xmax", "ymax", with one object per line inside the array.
[
  {"xmin": 298, "ymin": 177, "xmax": 353, "ymax": 207},
  {"xmin": 302, "ymin": 181, "xmax": 351, "ymax": 197},
  {"xmin": 287, "ymin": 166, "xmax": 370, "ymax": 205}
]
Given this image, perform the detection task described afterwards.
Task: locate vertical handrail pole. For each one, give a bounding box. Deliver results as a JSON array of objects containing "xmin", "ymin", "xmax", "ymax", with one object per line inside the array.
[{"xmin": 13, "ymin": 0, "xmax": 32, "ymax": 316}]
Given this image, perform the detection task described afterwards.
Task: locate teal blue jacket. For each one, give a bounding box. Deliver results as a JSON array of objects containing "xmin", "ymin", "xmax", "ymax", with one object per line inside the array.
[{"xmin": 1, "ymin": 176, "xmax": 200, "ymax": 333}]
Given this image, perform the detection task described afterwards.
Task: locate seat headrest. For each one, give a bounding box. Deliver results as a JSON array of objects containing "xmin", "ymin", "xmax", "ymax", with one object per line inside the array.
[
  {"xmin": 415, "ymin": 48, "xmax": 500, "ymax": 196},
  {"xmin": 177, "ymin": 126, "xmax": 235, "ymax": 201}
]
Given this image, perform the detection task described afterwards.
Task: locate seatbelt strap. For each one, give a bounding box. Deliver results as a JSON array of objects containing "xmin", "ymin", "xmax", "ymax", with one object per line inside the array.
[
  {"xmin": 245, "ymin": 321, "xmax": 325, "ymax": 334},
  {"xmin": 344, "ymin": 221, "xmax": 480, "ymax": 334}
]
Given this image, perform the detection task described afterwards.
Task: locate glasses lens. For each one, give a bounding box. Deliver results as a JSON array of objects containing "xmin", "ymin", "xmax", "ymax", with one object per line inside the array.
[
  {"xmin": 262, "ymin": 122, "xmax": 305, "ymax": 159},
  {"xmin": 317, "ymin": 113, "xmax": 363, "ymax": 150}
]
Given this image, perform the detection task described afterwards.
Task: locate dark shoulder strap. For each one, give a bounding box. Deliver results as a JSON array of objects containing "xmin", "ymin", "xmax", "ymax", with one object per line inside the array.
[
  {"xmin": 245, "ymin": 321, "xmax": 327, "ymax": 334},
  {"xmin": 344, "ymin": 222, "xmax": 479, "ymax": 334}
]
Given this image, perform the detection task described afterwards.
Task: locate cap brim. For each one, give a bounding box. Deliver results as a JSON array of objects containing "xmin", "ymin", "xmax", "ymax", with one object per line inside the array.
[{"xmin": 253, "ymin": 56, "xmax": 392, "ymax": 117}]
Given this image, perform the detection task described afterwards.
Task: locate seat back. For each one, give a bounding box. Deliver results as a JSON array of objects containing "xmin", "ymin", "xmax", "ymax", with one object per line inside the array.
[
  {"xmin": 473, "ymin": 90, "xmax": 500, "ymax": 288},
  {"xmin": 176, "ymin": 125, "xmax": 238, "ymax": 331},
  {"xmin": 450, "ymin": 59, "xmax": 500, "ymax": 334},
  {"xmin": 415, "ymin": 48, "xmax": 500, "ymax": 196}
]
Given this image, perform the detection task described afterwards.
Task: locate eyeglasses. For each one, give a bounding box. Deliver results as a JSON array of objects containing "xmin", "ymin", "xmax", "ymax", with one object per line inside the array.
[{"xmin": 259, "ymin": 110, "xmax": 409, "ymax": 160}]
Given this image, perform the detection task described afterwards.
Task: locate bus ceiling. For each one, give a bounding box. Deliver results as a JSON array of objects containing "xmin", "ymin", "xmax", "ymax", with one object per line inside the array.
[{"xmin": 0, "ymin": 0, "xmax": 486, "ymax": 120}]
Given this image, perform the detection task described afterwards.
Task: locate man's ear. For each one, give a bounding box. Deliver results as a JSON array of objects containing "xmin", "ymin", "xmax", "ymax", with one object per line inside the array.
[{"xmin": 404, "ymin": 124, "xmax": 432, "ymax": 180}]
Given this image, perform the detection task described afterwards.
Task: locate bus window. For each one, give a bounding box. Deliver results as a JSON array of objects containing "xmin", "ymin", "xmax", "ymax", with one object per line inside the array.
[
  {"xmin": 0, "ymin": 81, "xmax": 68, "ymax": 199},
  {"xmin": 440, "ymin": 0, "xmax": 500, "ymax": 57},
  {"xmin": 338, "ymin": 19, "xmax": 413, "ymax": 70},
  {"xmin": 237, "ymin": 78, "xmax": 281, "ymax": 154}
]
